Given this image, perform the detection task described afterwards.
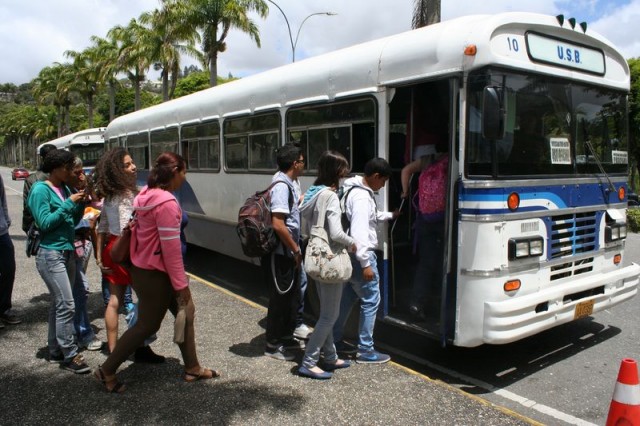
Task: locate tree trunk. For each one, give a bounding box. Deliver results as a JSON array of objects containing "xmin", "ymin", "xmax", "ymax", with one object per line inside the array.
[
  {"xmin": 162, "ymin": 66, "xmax": 169, "ymax": 102},
  {"xmin": 87, "ymin": 93, "xmax": 94, "ymax": 128},
  {"xmin": 108, "ymin": 81, "xmax": 116, "ymax": 123},
  {"xmin": 209, "ymin": 48, "xmax": 218, "ymax": 87}
]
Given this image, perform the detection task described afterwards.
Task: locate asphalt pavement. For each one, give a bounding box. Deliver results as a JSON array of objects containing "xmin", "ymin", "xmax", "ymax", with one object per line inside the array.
[{"xmin": 0, "ymin": 174, "xmax": 534, "ymax": 425}]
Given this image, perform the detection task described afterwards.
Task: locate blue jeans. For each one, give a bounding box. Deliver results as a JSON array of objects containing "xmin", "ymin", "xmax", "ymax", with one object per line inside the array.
[
  {"xmin": 36, "ymin": 248, "xmax": 79, "ymax": 360},
  {"xmin": 297, "ymin": 267, "xmax": 307, "ymax": 327},
  {"xmin": 301, "ymin": 281, "xmax": 344, "ymax": 369},
  {"xmin": 333, "ymin": 252, "xmax": 380, "ymax": 352},
  {"xmin": 0, "ymin": 232, "xmax": 16, "ymax": 315},
  {"xmin": 73, "ymin": 241, "xmax": 96, "ymax": 345}
]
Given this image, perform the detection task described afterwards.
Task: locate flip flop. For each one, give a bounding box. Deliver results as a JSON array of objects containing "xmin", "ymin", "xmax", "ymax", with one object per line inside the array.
[
  {"xmin": 183, "ymin": 367, "xmax": 221, "ymax": 382},
  {"xmin": 94, "ymin": 367, "xmax": 126, "ymax": 393}
]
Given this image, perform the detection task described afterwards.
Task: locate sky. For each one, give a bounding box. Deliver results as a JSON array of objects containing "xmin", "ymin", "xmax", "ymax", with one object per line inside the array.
[{"xmin": 0, "ymin": 0, "xmax": 639, "ymax": 85}]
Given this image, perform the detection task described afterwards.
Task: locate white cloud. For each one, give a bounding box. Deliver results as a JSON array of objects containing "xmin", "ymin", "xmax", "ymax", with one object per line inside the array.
[{"xmin": 0, "ymin": 0, "xmax": 638, "ymax": 84}]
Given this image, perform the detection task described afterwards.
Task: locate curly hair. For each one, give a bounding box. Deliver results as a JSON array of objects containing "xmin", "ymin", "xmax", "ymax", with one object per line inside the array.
[
  {"xmin": 41, "ymin": 149, "xmax": 75, "ymax": 173},
  {"xmin": 92, "ymin": 147, "xmax": 137, "ymax": 200}
]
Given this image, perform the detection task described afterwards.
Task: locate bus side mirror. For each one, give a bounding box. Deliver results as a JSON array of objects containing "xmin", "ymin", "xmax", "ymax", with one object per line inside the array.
[{"xmin": 482, "ymin": 87, "xmax": 505, "ymax": 140}]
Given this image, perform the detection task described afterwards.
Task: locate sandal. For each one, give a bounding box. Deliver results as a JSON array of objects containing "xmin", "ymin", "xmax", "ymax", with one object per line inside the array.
[
  {"xmin": 94, "ymin": 367, "xmax": 126, "ymax": 393},
  {"xmin": 183, "ymin": 367, "xmax": 221, "ymax": 382}
]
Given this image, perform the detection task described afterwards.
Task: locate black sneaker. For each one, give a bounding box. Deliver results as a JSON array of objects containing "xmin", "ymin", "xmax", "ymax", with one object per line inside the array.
[
  {"xmin": 61, "ymin": 354, "xmax": 91, "ymax": 374},
  {"xmin": 48, "ymin": 353, "xmax": 64, "ymax": 363},
  {"xmin": 134, "ymin": 346, "xmax": 166, "ymax": 363},
  {"xmin": 0, "ymin": 312, "xmax": 22, "ymax": 325}
]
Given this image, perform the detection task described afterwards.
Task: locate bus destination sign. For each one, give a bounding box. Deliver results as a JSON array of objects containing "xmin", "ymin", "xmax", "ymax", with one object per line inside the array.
[{"xmin": 526, "ymin": 32, "xmax": 605, "ymax": 75}]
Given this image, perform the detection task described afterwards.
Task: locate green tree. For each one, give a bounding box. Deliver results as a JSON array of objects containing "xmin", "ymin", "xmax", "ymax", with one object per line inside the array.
[
  {"xmin": 108, "ymin": 18, "xmax": 154, "ymax": 111},
  {"xmin": 627, "ymin": 58, "xmax": 640, "ymax": 190},
  {"xmin": 32, "ymin": 64, "xmax": 76, "ymax": 136},
  {"xmin": 140, "ymin": 3, "xmax": 204, "ymax": 101},
  {"xmin": 90, "ymin": 35, "xmax": 123, "ymax": 123},
  {"xmin": 412, "ymin": 0, "xmax": 440, "ymax": 28},
  {"xmin": 64, "ymin": 46, "xmax": 103, "ymax": 127},
  {"xmin": 174, "ymin": 0, "xmax": 268, "ymax": 87}
]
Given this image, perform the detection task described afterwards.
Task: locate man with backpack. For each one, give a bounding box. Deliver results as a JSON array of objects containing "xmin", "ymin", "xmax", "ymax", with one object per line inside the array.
[
  {"xmin": 332, "ymin": 158, "xmax": 400, "ymax": 364},
  {"xmin": 262, "ymin": 143, "xmax": 306, "ymax": 361}
]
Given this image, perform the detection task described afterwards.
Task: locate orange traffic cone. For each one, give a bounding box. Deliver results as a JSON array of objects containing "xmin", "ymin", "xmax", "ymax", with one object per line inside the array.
[{"xmin": 606, "ymin": 358, "xmax": 640, "ymax": 426}]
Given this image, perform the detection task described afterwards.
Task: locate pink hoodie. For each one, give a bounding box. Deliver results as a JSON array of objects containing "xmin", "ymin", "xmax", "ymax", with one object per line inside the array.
[{"xmin": 130, "ymin": 186, "xmax": 188, "ymax": 291}]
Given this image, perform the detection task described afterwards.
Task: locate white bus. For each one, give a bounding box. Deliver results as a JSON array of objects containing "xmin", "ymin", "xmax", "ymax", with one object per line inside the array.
[
  {"xmin": 37, "ymin": 128, "xmax": 105, "ymax": 173},
  {"xmin": 104, "ymin": 12, "xmax": 639, "ymax": 347}
]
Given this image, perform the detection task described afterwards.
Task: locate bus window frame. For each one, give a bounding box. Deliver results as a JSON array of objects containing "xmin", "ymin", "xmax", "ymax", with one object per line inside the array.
[
  {"xmin": 150, "ymin": 127, "xmax": 179, "ymax": 166},
  {"xmin": 125, "ymin": 132, "xmax": 150, "ymax": 171},
  {"xmin": 181, "ymin": 120, "xmax": 221, "ymax": 172},
  {"xmin": 223, "ymin": 111, "xmax": 281, "ymax": 174},
  {"xmin": 285, "ymin": 96, "xmax": 378, "ymax": 173}
]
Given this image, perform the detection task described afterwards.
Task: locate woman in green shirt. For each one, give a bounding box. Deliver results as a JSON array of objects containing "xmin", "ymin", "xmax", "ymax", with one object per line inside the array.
[{"xmin": 28, "ymin": 150, "xmax": 90, "ymax": 374}]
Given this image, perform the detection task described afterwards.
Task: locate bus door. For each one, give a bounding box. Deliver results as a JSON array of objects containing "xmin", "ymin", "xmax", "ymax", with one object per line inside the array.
[{"xmin": 385, "ymin": 80, "xmax": 455, "ymax": 343}]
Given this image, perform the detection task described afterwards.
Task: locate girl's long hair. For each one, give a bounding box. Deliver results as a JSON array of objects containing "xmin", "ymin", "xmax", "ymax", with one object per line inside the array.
[
  {"xmin": 92, "ymin": 147, "xmax": 137, "ymax": 199},
  {"xmin": 314, "ymin": 151, "xmax": 350, "ymax": 188}
]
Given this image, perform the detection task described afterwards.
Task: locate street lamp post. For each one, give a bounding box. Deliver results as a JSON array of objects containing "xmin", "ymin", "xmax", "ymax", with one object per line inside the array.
[{"xmin": 266, "ymin": 0, "xmax": 336, "ymax": 62}]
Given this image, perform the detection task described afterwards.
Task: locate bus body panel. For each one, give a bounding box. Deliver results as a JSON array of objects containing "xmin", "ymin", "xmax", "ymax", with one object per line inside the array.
[{"xmin": 102, "ymin": 13, "xmax": 638, "ymax": 347}]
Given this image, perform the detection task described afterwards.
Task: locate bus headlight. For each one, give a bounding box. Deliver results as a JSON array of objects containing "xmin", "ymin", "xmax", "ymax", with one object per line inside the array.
[
  {"xmin": 606, "ymin": 224, "xmax": 627, "ymax": 242},
  {"xmin": 508, "ymin": 237, "xmax": 544, "ymax": 260}
]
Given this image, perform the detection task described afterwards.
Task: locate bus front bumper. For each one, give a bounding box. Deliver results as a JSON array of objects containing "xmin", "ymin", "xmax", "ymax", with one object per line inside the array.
[{"xmin": 481, "ymin": 263, "xmax": 640, "ymax": 345}]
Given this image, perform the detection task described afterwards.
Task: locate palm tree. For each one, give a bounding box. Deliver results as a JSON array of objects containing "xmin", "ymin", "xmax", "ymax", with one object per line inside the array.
[
  {"xmin": 108, "ymin": 18, "xmax": 154, "ymax": 111},
  {"xmin": 32, "ymin": 64, "xmax": 75, "ymax": 136},
  {"xmin": 412, "ymin": 0, "xmax": 441, "ymax": 28},
  {"xmin": 64, "ymin": 47, "xmax": 102, "ymax": 127},
  {"xmin": 174, "ymin": 0, "xmax": 268, "ymax": 87},
  {"xmin": 140, "ymin": 3, "xmax": 203, "ymax": 101},
  {"xmin": 90, "ymin": 35, "xmax": 122, "ymax": 122}
]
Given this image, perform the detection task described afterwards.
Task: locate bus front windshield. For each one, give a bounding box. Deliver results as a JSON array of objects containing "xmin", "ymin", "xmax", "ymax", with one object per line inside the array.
[
  {"xmin": 466, "ymin": 69, "xmax": 628, "ymax": 178},
  {"xmin": 69, "ymin": 144, "xmax": 103, "ymax": 168}
]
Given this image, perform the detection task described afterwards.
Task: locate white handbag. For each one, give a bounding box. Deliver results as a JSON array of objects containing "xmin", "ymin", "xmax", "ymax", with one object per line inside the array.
[{"xmin": 304, "ymin": 190, "xmax": 353, "ymax": 284}]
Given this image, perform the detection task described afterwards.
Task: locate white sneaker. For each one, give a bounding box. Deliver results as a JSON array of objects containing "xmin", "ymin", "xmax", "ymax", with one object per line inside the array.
[
  {"xmin": 82, "ymin": 339, "xmax": 103, "ymax": 351},
  {"xmin": 293, "ymin": 324, "xmax": 312, "ymax": 340}
]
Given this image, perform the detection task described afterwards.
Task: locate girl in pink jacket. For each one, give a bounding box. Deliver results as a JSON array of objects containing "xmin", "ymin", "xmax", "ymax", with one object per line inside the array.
[{"xmin": 95, "ymin": 152, "xmax": 220, "ymax": 392}]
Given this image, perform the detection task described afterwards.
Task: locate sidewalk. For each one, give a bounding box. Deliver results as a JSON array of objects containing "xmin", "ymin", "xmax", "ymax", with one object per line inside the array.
[{"xmin": 0, "ymin": 177, "xmax": 533, "ymax": 425}]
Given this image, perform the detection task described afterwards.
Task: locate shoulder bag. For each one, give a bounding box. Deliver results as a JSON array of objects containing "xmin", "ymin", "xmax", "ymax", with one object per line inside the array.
[
  {"xmin": 110, "ymin": 213, "xmax": 136, "ymax": 265},
  {"xmin": 304, "ymin": 190, "xmax": 352, "ymax": 284}
]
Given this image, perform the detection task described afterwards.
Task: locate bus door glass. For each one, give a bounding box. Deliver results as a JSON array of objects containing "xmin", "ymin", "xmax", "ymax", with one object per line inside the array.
[{"xmin": 385, "ymin": 80, "xmax": 453, "ymax": 339}]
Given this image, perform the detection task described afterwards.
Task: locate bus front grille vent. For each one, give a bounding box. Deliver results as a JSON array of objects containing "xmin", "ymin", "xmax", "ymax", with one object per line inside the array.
[
  {"xmin": 549, "ymin": 213, "xmax": 597, "ymax": 259},
  {"xmin": 550, "ymin": 257, "xmax": 594, "ymax": 281}
]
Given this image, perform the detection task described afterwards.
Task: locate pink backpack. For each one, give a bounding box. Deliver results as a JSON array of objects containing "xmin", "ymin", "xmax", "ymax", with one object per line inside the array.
[{"xmin": 416, "ymin": 155, "xmax": 448, "ymax": 215}]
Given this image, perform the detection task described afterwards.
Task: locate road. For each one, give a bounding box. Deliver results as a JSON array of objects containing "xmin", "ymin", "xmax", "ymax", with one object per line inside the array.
[{"xmin": 2, "ymin": 166, "xmax": 638, "ymax": 425}]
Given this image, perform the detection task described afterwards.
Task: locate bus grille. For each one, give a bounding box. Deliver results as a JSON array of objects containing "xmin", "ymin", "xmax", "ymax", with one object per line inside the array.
[
  {"xmin": 550, "ymin": 212, "xmax": 597, "ymax": 258},
  {"xmin": 549, "ymin": 212, "xmax": 597, "ymax": 281}
]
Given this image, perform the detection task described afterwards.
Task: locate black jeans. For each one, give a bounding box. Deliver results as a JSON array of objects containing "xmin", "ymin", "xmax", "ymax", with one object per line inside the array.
[
  {"xmin": 410, "ymin": 219, "xmax": 444, "ymax": 309},
  {"xmin": 261, "ymin": 252, "xmax": 300, "ymax": 345},
  {"xmin": 0, "ymin": 233, "xmax": 16, "ymax": 314}
]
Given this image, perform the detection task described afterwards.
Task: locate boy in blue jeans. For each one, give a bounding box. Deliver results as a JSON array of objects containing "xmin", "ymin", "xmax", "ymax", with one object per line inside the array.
[{"xmin": 333, "ymin": 158, "xmax": 399, "ymax": 364}]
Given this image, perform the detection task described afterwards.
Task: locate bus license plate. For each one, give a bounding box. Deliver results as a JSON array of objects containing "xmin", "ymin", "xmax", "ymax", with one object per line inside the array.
[{"xmin": 574, "ymin": 300, "xmax": 595, "ymax": 319}]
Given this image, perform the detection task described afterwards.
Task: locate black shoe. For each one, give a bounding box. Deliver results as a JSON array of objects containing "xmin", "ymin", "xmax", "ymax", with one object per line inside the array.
[
  {"xmin": 0, "ymin": 312, "xmax": 22, "ymax": 325},
  {"xmin": 134, "ymin": 346, "xmax": 166, "ymax": 363},
  {"xmin": 61, "ymin": 354, "xmax": 91, "ymax": 374},
  {"xmin": 48, "ymin": 353, "xmax": 64, "ymax": 363},
  {"xmin": 409, "ymin": 305, "xmax": 427, "ymax": 321}
]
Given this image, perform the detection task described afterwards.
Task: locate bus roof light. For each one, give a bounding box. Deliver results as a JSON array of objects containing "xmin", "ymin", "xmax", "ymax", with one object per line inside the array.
[
  {"xmin": 556, "ymin": 15, "xmax": 565, "ymax": 26},
  {"xmin": 579, "ymin": 22, "xmax": 587, "ymax": 33},
  {"xmin": 504, "ymin": 280, "xmax": 521, "ymax": 292},
  {"xmin": 568, "ymin": 17, "xmax": 576, "ymax": 29},
  {"xmin": 507, "ymin": 192, "xmax": 520, "ymax": 211},
  {"xmin": 614, "ymin": 254, "xmax": 622, "ymax": 265},
  {"xmin": 464, "ymin": 45, "xmax": 477, "ymax": 56}
]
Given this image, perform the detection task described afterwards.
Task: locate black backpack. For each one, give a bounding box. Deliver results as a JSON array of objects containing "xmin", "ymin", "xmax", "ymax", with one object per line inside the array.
[{"xmin": 236, "ymin": 181, "xmax": 293, "ymax": 257}]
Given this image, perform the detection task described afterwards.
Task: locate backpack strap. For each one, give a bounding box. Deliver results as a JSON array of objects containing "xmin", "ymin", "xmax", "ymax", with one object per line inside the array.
[
  {"xmin": 339, "ymin": 186, "xmax": 375, "ymax": 234},
  {"xmin": 269, "ymin": 180, "xmax": 294, "ymax": 214}
]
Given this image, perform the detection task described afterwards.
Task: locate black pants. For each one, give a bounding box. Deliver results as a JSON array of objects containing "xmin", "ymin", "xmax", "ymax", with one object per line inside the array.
[
  {"xmin": 0, "ymin": 233, "xmax": 16, "ymax": 314},
  {"xmin": 410, "ymin": 219, "xmax": 444, "ymax": 308},
  {"xmin": 261, "ymin": 252, "xmax": 300, "ymax": 345}
]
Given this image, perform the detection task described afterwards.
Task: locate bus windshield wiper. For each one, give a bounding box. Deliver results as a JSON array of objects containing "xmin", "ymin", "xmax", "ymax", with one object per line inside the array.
[{"xmin": 585, "ymin": 140, "xmax": 616, "ymax": 196}]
